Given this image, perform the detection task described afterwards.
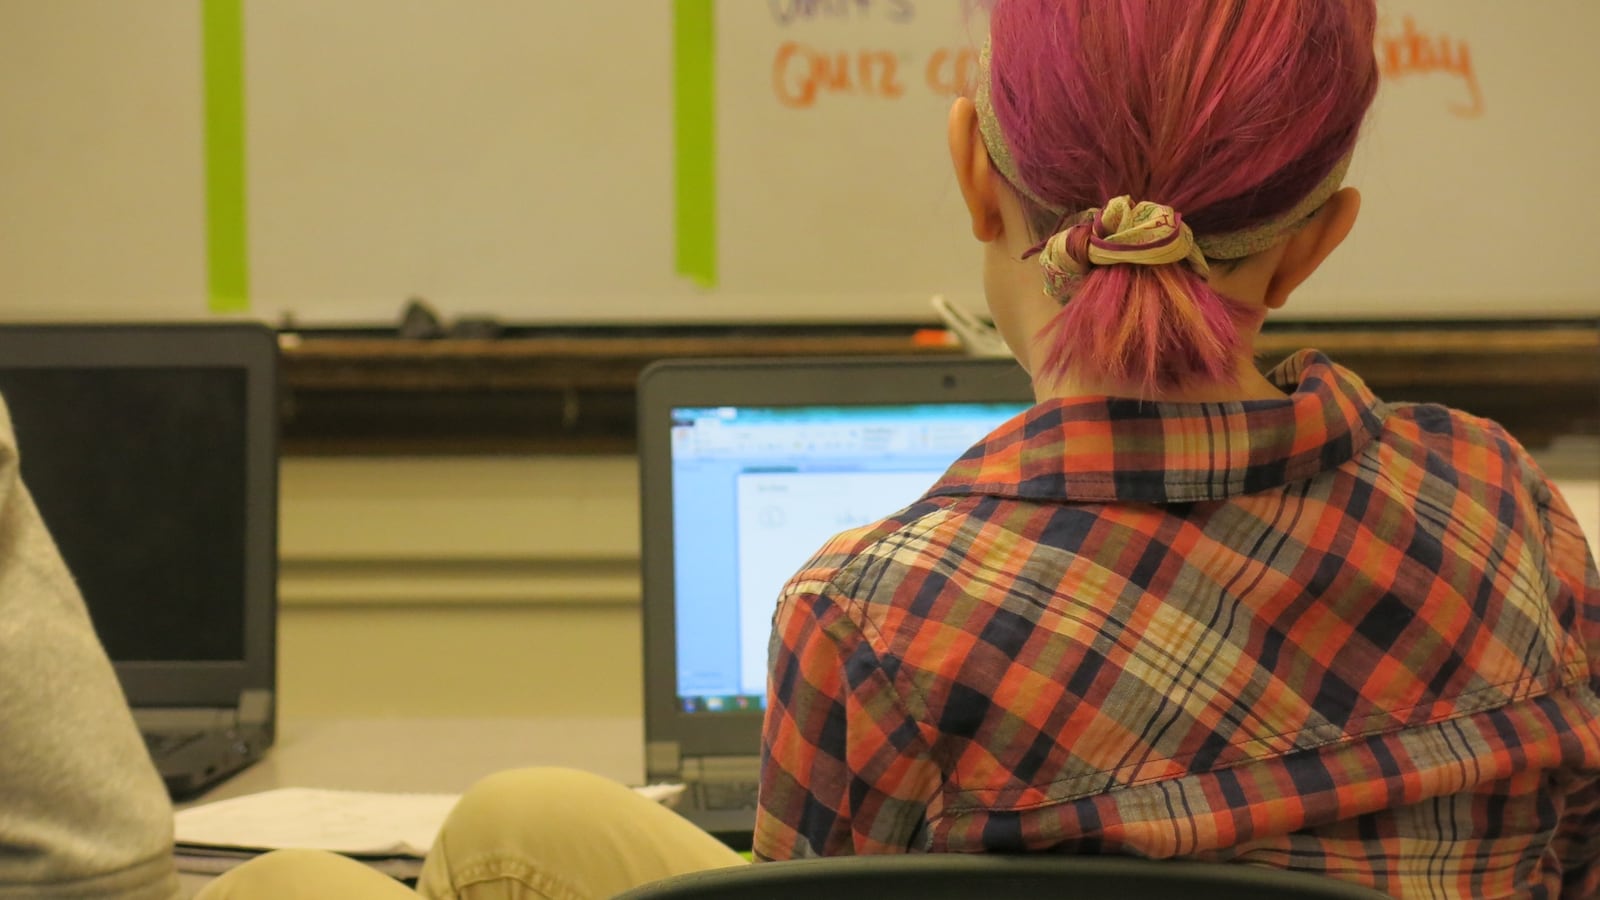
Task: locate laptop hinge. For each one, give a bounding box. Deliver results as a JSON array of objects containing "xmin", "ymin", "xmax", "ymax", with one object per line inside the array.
[
  {"xmin": 646, "ymin": 741, "xmax": 681, "ymax": 780},
  {"xmin": 238, "ymin": 689, "xmax": 274, "ymax": 727}
]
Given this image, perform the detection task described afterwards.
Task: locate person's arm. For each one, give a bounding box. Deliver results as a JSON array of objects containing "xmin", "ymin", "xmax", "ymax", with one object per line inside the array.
[
  {"xmin": 1539, "ymin": 478, "xmax": 1600, "ymax": 897},
  {"xmin": 754, "ymin": 585, "xmax": 941, "ymax": 860},
  {"xmin": 1543, "ymin": 479, "xmax": 1600, "ymax": 692},
  {"xmin": 1554, "ymin": 776, "xmax": 1600, "ymax": 900},
  {"xmin": 0, "ymin": 406, "xmax": 179, "ymax": 899}
]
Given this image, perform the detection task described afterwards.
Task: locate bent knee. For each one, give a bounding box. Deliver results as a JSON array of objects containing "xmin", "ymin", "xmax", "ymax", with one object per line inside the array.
[
  {"xmin": 445, "ymin": 767, "xmax": 644, "ymax": 836},
  {"xmin": 198, "ymin": 848, "xmax": 397, "ymax": 898},
  {"xmin": 457, "ymin": 766, "xmax": 630, "ymax": 814}
]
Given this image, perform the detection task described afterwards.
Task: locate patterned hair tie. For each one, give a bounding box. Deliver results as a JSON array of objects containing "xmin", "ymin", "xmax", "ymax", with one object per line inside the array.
[{"xmin": 1034, "ymin": 197, "xmax": 1211, "ymax": 298}]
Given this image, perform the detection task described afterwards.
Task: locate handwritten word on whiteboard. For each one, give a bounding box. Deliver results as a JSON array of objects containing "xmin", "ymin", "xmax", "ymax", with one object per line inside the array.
[
  {"xmin": 1378, "ymin": 16, "xmax": 1482, "ymax": 117},
  {"xmin": 765, "ymin": 1, "xmax": 985, "ymax": 108}
]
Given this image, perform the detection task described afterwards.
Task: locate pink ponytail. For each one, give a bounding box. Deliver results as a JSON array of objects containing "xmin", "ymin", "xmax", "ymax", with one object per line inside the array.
[{"xmin": 987, "ymin": 0, "xmax": 1379, "ymax": 394}]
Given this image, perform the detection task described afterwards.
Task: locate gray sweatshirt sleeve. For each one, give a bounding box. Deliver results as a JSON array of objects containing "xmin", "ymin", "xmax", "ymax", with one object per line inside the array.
[{"xmin": 0, "ymin": 399, "xmax": 179, "ymax": 899}]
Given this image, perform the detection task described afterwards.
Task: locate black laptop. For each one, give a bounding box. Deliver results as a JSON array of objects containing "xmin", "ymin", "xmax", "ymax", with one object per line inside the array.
[
  {"xmin": 636, "ymin": 355, "xmax": 1034, "ymax": 845},
  {"xmin": 0, "ymin": 323, "xmax": 278, "ymax": 799}
]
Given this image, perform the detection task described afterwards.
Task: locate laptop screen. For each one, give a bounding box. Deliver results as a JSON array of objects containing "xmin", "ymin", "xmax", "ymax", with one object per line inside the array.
[
  {"xmin": 0, "ymin": 366, "xmax": 249, "ymax": 662},
  {"xmin": 668, "ymin": 401, "xmax": 1028, "ymax": 714}
]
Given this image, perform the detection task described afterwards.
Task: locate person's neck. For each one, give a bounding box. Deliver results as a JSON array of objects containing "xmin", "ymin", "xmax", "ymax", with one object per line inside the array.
[{"xmin": 1031, "ymin": 349, "xmax": 1288, "ymax": 404}]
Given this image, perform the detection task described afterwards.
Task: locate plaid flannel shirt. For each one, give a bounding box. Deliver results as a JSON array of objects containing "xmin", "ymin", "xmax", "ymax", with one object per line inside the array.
[{"xmin": 756, "ymin": 350, "xmax": 1600, "ymax": 899}]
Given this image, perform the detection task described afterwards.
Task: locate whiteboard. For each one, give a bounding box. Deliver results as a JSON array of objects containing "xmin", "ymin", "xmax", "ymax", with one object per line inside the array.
[{"xmin": 0, "ymin": 0, "xmax": 1595, "ymax": 324}]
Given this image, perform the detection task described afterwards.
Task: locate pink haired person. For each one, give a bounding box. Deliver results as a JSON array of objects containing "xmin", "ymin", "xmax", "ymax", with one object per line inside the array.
[
  {"xmin": 202, "ymin": 1, "xmax": 1598, "ymax": 898},
  {"xmin": 762, "ymin": 0, "xmax": 1599, "ymax": 895}
]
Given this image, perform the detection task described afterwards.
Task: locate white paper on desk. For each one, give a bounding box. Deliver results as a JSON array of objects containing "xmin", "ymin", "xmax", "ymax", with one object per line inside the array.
[
  {"xmin": 175, "ymin": 788, "xmax": 457, "ymax": 857},
  {"xmin": 635, "ymin": 782, "xmax": 687, "ymax": 808},
  {"xmin": 175, "ymin": 784, "xmax": 688, "ymax": 858}
]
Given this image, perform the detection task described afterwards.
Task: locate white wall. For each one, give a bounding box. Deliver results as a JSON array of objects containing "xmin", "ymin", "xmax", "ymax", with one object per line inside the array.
[
  {"xmin": 278, "ymin": 456, "xmax": 643, "ymax": 719},
  {"xmin": 276, "ymin": 454, "xmax": 1600, "ymax": 722}
]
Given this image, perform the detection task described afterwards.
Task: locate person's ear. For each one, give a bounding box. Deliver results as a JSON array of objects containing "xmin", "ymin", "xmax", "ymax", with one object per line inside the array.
[
  {"xmin": 1263, "ymin": 187, "xmax": 1360, "ymax": 309},
  {"xmin": 948, "ymin": 98, "xmax": 1005, "ymax": 243}
]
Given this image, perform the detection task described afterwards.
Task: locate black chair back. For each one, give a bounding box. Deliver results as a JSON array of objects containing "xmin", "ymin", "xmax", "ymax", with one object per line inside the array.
[{"xmin": 613, "ymin": 854, "xmax": 1391, "ymax": 899}]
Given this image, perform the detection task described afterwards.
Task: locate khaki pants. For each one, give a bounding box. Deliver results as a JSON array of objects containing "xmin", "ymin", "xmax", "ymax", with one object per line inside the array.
[{"xmin": 194, "ymin": 768, "xmax": 747, "ymax": 900}]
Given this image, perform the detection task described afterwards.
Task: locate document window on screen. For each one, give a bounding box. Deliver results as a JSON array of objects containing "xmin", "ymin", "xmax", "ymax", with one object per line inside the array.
[{"xmin": 669, "ymin": 403, "xmax": 1027, "ymax": 715}]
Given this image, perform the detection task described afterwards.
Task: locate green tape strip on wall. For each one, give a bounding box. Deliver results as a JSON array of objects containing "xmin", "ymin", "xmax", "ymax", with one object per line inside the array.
[
  {"xmin": 674, "ymin": 0, "xmax": 717, "ymax": 288},
  {"xmin": 203, "ymin": 0, "xmax": 249, "ymax": 313}
]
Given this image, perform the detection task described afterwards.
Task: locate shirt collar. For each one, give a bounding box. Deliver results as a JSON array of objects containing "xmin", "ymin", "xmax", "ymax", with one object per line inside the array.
[{"xmin": 929, "ymin": 350, "xmax": 1387, "ymax": 505}]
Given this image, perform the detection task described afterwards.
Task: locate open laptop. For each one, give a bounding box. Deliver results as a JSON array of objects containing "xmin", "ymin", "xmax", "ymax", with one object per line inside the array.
[
  {"xmin": 638, "ymin": 355, "xmax": 1034, "ymax": 845},
  {"xmin": 0, "ymin": 323, "xmax": 278, "ymax": 799}
]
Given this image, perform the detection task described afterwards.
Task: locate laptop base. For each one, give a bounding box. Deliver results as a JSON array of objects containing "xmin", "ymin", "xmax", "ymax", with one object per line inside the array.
[{"xmin": 136, "ymin": 694, "xmax": 273, "ymax": 800}]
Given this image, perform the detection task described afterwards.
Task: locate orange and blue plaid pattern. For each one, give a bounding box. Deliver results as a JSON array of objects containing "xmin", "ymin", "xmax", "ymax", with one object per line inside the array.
[{"xmin": 756, "ymin": 351, "xmax": 1600, "ymax": 899}]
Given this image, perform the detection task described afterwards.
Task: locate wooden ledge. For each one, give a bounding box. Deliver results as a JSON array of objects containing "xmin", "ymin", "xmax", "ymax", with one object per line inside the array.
[
  {"xmin": 279, "ymin": 320, "xmax": 1599, "ymax": 456},
  {"xmin": 1255, "ymin": 324, "xmax": 1599, "ymax": 388},
  {"xmin": 281, "ymin": 331, "xmax": 960, "ymax": 391}
]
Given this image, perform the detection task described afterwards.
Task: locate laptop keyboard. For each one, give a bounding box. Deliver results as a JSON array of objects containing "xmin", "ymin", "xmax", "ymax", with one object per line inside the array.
[
  {"xmin": 696, "ymin": 780, "xmax": 760, "ymax": 811},
  {"xmin": 143, "ymin": 730, "xmax": 206, "ymax": 759}
]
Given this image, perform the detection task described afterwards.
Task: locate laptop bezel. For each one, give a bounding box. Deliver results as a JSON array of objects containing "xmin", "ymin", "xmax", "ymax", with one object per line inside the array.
[
  {"xmin": 0, "ymin": 323, "xmax": 277, "ymax": 708},
  {"xmin": 637, "ymin": 355, "xmax": 1033, "ymax": 759}
]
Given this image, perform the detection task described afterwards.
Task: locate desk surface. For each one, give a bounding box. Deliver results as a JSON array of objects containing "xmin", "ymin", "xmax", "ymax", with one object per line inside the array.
[
  {"xmin": 179, "ymin": 717, "xmax": 645, "ymax": 896},
  {"xmin": 195, "ymin": 716, "xmax": 645, "ymax": 803}
]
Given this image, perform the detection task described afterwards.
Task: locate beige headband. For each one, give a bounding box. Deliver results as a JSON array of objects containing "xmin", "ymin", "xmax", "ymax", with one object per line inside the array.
[{"xmin": 974, "ymin": 41, "xmax": 1351, "ymax": 262}]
